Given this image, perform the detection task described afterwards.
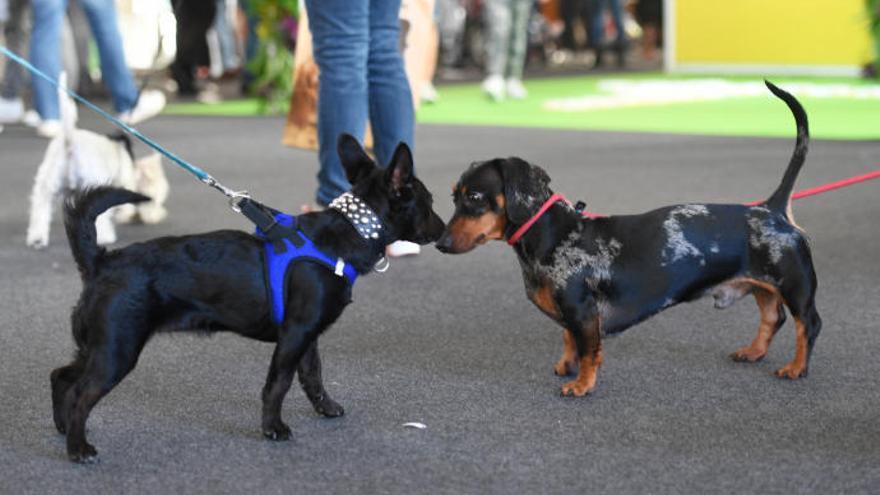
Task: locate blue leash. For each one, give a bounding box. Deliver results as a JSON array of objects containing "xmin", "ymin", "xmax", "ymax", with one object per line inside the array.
[{"xmin": 0, "ymin": 45, "xmax": 249, "ymax": 206}]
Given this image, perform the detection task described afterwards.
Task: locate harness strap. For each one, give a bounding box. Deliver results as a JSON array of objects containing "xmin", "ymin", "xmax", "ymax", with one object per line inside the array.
[{"xmin": 239, "ymin": 198, "xmax": 304, "ymax": 248}]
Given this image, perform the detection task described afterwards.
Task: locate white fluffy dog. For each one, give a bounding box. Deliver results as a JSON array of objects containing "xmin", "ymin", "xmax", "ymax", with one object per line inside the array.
[{"xmin": 26, "ymin": 73, "xmax": 169, "ymax": 248}]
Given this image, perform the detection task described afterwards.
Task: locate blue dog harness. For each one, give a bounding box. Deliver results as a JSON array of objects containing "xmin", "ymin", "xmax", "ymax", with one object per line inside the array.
[{"xmin": 254, "ymin": 211, "xmax": 358, "ymax": 326}]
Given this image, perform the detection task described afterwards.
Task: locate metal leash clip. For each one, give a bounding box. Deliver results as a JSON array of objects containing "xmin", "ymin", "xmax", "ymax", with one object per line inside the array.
[
  {"xmin": 201, "ymin": 176, "xmax": 250, "ymax": 212},
  {"xmin": 373, "ymin": 256, "xmax": 390, "ymax": 273}
]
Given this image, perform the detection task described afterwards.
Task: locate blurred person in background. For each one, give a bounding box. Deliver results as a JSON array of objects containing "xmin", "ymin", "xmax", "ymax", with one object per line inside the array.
[
  {"xmin": 304, "ymin": 0, "xmax": 420, "ymax": 257},
  {"xmin": 0, "ymin": 0, "xmax": 29, "ymax": 126},
  {"xmin": 482, "ymin": 0, "xmax": 531, "ymax": 101},
  {"xmin": 588, "ymin": 0, "xmax": 627, "ymax": 67},
  {"xmin": 209, "ymin": 0, "xmax": 241, "ymax": 79},
  {"xmin": 559, "ymin": 0, "xmax": 590, "ymax": 57},
  {"xmin": 28, "ymin": 0, "xmax": 166, "ymax": 137},
  {"xmin": 170, "ymin": 0, "xmax": 217, "ymax": 97},
  {"xmin": 634, "ymin": 0, "xmax": 661, "ymax": 62}
]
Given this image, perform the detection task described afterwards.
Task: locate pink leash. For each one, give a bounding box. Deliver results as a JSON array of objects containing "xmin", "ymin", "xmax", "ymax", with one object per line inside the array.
[{"xmin": 508, "ymin": 168, "xmax": 880, "ymax": 243}]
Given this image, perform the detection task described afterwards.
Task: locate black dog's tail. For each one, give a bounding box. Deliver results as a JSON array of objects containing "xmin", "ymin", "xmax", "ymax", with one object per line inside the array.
[
  {"xmin": 63, "ymin": 186, "xmax": 150, "ymax": 280},
  {"xmin": 764, "ymin": 80, "xmax": 810, "ymax": 217}
]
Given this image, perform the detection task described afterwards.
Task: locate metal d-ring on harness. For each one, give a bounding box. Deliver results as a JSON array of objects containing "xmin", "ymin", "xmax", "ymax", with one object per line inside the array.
[{"xmin": 0, "ymin": 45, "xmax": 388, "ymax": 277}]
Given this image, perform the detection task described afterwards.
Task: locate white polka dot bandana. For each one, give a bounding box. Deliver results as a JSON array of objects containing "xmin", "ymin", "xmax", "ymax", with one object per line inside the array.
[{"xmin": 328, "ymin": 192, "xmax": 383, "ymax": 240}]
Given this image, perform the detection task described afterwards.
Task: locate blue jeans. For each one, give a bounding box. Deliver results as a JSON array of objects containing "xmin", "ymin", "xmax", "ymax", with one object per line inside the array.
[
  {"xmin": 30, "ymin": 0, "xmax": 138, "ymax": 120},
  {"xmin": 304, "ymin": 0, "xmax": 414, "ymax": 206},
  {"xmin": 590, "ymin": 0, "xmax": 626, "ymax": 48}
]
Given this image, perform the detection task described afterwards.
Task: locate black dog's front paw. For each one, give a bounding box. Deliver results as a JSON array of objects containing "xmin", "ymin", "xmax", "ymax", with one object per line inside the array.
[
  {"xmin": 262, "ymin": 421, "xmax": 292, "ymax": 441},
  {"xmin": 68, "ymin": 442, "xmax": 99, "ymax": 464},
  {"xmin": 313, "ymin": 396, "xmax": 345, "ymax": 418}
]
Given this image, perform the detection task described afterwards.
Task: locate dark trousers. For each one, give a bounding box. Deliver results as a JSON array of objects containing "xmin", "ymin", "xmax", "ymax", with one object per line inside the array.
[{"xmin": 170, "ymin": 0, "xmax": 217, "ymax": 95}]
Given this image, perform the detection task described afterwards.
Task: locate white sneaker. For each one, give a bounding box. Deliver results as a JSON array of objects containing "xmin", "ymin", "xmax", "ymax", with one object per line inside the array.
[
  {"xmin": 0, "ymin": 97, "xmax": 24, "ymax": 123},
  {"xmin": 386, "ymin": 240, "xmax": 421, "ymax": 258},
  {"xmin": 22, "ymin": 110, "xmax": 42, "ymax": 128},
  {"xmin": 506, "ymin": 78, "xmax": 528, "ymax": 100},
  {"xmin": 36, "ymin": 119, "xmax": 62, "ymax": 138},
  {"xmin": 118, "ymin": 89, "xmax": 166, "ymax": 125},
  {"xmin": 482, "ymin": 75, "xmax": 505, "ymax": 101},
  {"xmin": 421, "ymin": 82, "xmax": 439, "ymax": 104}
]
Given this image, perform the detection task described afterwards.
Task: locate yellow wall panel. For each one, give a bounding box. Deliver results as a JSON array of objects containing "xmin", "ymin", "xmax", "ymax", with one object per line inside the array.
[{"xmin": 674, "ymin": 0, "xmax": 872, "ymax": 67}]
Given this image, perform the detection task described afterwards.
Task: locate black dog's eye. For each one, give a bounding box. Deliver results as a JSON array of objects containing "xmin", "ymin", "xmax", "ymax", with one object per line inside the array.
[{"xmin": 466, "ymin": 191, "xmax": 484, "ymax": 202}]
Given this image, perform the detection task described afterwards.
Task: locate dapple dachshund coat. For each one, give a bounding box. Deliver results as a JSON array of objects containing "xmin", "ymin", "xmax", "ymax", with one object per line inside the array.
[{"xmin": 437, "ymin": 82, "xmax": 821, "ymax": 397}]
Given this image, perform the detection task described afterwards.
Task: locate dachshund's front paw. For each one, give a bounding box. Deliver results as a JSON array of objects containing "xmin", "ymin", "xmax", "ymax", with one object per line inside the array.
[{"xmin": 560, "ymin": 380, "xmax": 593, "ymax": 397}]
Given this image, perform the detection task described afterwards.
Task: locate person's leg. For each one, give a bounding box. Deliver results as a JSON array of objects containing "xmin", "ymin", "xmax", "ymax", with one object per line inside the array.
[
  {"xmin": 483, "ymin": 0, "xmax": 511, "ymax": 79},
  {"xmin": 305, "ymin": 0, "xmax": 369, "ymax": 205},
  {"xmin": 76, "ymin": 0, "xmax": 138, "ymax": 112},
  {"xmin": 214, "ymin": 0, "xmax": 240, "ymax": 72},
  {"xmin": 585, "ymin": 0, "xmax": 603, "ymax": 66},
  {"xmin": 607, "ymin": 0, "xmax": 626, "ymax": 66},
  {"xmin": 2, "ymin": 0, "xmax": 29, "ymax": 100},
  {"xmin": 504, "ymin": 0, "xmax": 531, "ymax": 80},
  {"xmin": 608, "ymin": 0, "xmax": 625, "ymax": 47},
  {"xmin": 367, "ymin": 0, "xmax": 413, "ymax": 168},
  {"xmin": 30, "ymin": 0, "xmax": 66, "ymax": 120},
  {"xmin": 558, "ymin": 0, "xmax": 577, "ymax": 51}
]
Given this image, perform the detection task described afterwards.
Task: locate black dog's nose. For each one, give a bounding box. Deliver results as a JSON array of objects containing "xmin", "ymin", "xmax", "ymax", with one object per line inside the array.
[{"xmin": 435, "ymin": 233, "xmax": 453, "ymax": 253}]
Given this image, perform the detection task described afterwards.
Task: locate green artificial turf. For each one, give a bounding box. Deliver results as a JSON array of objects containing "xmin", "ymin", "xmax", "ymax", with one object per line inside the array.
[{"xmin": 164, "ymin": 73, "xmax": 880, "ymax": 141}]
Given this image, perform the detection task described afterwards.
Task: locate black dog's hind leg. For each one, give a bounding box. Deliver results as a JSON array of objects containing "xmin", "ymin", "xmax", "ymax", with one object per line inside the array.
[
  {"xmin": 51, "ymin": 356, "xmax": 86, "ymax": 434},
  {"xmin": 63, "ymin": 322, "xmax": 150, "ymax": 463},
  {"xmin": 297, "ymin": 341, "xmax": 344, "ymax": 417}
]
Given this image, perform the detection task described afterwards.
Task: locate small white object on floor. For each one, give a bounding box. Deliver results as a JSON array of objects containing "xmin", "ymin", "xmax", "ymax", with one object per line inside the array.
[
  {"xmin": 402, "ymin": 422, "xmax": 426, "ymax": 429},
  {"xmin": 386, "ymin": 240, "xmax": 420, "ymax": 257}
]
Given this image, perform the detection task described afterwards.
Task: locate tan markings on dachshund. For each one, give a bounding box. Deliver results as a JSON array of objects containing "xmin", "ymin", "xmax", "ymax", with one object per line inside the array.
[
  {"xmin": 775, "ymin": 317, "xmax": 808, "ymax": 379},
  {"xmin": 446, "ymin": 194, "xmax": 507, "ymax": 251},
  {"xmin": 561, "ymin": 341, "xmax": 603, "ymax": 397},
  {"xmin": 561, "ymin": 319, "xmax": 603, "ymax": 397},
  {"xmin": 554, "ymin": 330, "xmax": 577, "ymax": 376},
  {"xmin": 529, "ymin": 282, "xmax": 560, "ymax": 320},
  {"xmin": 731, "ymin": 286, "xmax": 784, "ymax": 362}
]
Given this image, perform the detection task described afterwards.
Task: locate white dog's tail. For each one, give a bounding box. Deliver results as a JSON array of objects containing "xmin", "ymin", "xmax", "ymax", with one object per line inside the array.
[
  {"xmin": 64, "ymin": 187, "xmax": 149, "ymax": 280},
  {"xmin": 57, "ymin": 71, "xmax": 77, "ymax": 143}
]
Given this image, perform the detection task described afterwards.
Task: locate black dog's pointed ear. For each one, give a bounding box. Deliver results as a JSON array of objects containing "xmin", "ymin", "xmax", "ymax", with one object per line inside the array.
[
  {"xmin": 337, "ymin": 133, "xmax": 376, "ymax": 185},
  {"xmin": 384, "ymin": 141, "xmax": 414, "ymax": 192},
  {"xmin": 495, "ymin": 157, "xmax": 551, "ymax": 224}
]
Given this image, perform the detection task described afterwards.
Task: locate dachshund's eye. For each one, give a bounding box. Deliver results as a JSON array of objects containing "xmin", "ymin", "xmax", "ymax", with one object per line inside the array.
[{"xmin": 466, "ymin": 191, "xmax": 484, "ymax": 202}]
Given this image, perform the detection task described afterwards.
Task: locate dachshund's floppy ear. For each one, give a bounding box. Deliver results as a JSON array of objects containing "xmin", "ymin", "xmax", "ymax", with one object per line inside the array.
[
  {"xmin": 495, "ymin": 157, "xmax": 552, "ymax": 224},
  {"xmin": 337, "ymin": 133, "xmax": 376, "ymax": 185},
  {"xmin": 384, "ymin": 141, "xmax": 414, "ymax": 193}
]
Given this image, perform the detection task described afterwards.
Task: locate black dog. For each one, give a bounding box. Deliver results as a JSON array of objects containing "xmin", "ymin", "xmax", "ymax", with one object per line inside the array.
[
  {"xmin": 53, "ymin": 135, "xmax": 444, "ymax": 463},
  {"xmin": 437, "ymin": 82, "xmax": 821, "ymax": 397}
]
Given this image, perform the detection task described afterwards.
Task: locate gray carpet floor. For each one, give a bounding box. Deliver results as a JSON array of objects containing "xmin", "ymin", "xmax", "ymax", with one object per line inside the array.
[{"xmin": 0, "ymin": 115, "xmax": 878, "ymax": 494}]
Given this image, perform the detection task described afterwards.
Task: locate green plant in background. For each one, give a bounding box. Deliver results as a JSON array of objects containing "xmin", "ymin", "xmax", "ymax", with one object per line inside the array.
[
  {"xmin": 869, "ymin": 0, "xmax": 880, "ymax": 77},
  {"xmin": 246, "ymin": 0, "xmax": 299, "ymax": 113}
]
